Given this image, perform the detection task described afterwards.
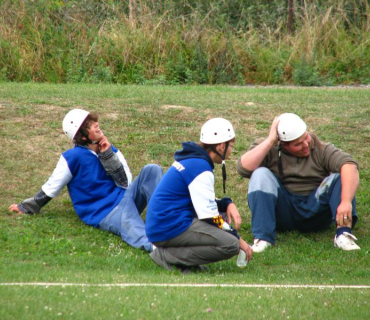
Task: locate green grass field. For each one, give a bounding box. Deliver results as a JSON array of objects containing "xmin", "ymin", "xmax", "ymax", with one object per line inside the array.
[{"xmin": 1, "ymin": 83, "xmax": 370, "ymax": 319}]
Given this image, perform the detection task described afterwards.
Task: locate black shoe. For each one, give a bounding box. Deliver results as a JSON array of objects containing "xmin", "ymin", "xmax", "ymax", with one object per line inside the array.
[{"xmin": 174, "ymin": 265, "xmax": 209, "ymax": 274}]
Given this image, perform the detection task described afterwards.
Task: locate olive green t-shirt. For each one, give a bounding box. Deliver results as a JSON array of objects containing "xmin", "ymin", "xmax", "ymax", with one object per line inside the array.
[{"xmin": 236, "ymin": 133, "xmax": 359, "ymax": 195}]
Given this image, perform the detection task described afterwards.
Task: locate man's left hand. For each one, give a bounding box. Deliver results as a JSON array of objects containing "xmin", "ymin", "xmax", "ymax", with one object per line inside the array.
[
  {"xmin": 226, "ymin": 202, "xmax": 242, "ymax": 231},
  {"xmin": 98, "ymin": 136, "xmax": 111, "ymax": 153},
  {"xmin": 336, "ymin": 201, "xmax": 352, "ymax": 227}
]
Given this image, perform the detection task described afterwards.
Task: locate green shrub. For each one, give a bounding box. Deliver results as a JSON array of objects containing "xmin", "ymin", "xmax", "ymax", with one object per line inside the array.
[
  {"xmin": 1, "ymin": 0, "xmax": 370, "ymax": 85},
  {"xmin": 292, "ymin": 59, "xmax": 322, "ymax": 86}
]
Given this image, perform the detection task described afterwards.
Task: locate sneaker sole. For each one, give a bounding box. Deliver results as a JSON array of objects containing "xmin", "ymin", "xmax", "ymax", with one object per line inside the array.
[
  {"xmin": 252, "ymin": 243, "xmax": 272, "ymax": 253},
  {"xmin": 334, "ymin": 244, "xmax": 361, "ymax": 251}
]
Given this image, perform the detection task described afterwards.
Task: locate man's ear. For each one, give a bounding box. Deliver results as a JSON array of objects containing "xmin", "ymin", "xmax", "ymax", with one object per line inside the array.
[
  {"xmin": 217, "ymin": 142, "xmax": 226, "ymax": 153},
  {"xmin": 280, "ymin": 141, "xmax": 289, "ymax": 150}
]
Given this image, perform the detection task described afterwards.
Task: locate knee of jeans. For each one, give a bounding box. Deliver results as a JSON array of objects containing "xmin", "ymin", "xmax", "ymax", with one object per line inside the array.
[
  {"xmin": 249, "ymin": 167, "xmax": 279, "ymax": 195},
  {"xmin": 325, "ymin": 173, "xmax": 341, "ymax": 187},
  {"xmin": 143, "ymin": 164, "xmax": 163, "ymax": 177}
]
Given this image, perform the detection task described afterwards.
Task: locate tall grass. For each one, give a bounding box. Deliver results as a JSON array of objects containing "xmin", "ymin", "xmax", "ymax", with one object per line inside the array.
[{"xmin": 1, "ymin": 0, "xmax": 370, "ymax": 85}]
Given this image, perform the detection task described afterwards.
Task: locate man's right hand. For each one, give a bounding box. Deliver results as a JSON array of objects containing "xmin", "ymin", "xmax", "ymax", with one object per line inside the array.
[
  {"xmin": 239, "ymin": 116, "xmax": 280, "ymax": 172},
  {"xmin": 239, "ymin": 238, "xmax": 253, "ymax": 262},
  {"xmin": 9, "ymin": 204, "xmax": 22, "ymax": 214},
  {"xmin": 267, "ymin": 116, "xmax": 280, "ymax": 145}
]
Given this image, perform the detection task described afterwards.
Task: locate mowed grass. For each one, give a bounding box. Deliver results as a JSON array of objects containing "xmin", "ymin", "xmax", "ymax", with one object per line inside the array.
[
  {"xmin": 1, "ymin": 83, "xmax": 370, "ymax": 319},
  {"xmin": 1, "ymin": 285, "xmax": 370, "ymax": 320}
]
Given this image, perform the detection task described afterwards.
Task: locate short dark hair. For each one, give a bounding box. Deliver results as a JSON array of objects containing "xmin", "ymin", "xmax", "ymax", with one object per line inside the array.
[
  {"xmin": 73, "ymin": 112, "xmax": 99, "ymax": 145},
  {"xmin": 198, "ymin": 138, "xmax": 235, "ymax": 152}
]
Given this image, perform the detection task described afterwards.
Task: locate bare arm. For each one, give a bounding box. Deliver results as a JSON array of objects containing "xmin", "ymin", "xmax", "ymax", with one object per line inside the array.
[
  {"xmin": 336, "ymin": 163, "xmax": 359, "ymax": 227},
  {"xmin": 239, "ymin": 238, "xmax": 253, "ymax": 262},
  {"xmin": 239, "ymin": 117, "xmax": 280, "ymax": 172},
  {"xmin": 226, "ymin": 202, "xmax": 241, "ymax": 231}
]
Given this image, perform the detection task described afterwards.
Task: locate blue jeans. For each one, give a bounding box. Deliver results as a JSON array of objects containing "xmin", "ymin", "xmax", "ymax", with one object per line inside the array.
[
  {"xmin": 99, "ymin": 164, "xmax": 163, "ymax": 252},
  {"xmin": 248, "ymin": 167, "xmax": 357, "ymax": 244}
]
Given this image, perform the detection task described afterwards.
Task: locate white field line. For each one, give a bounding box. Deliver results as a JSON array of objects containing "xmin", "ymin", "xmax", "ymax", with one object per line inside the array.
[{"xmin": 1, "ymin": 282, "xmax": 370, "ymax": 289}]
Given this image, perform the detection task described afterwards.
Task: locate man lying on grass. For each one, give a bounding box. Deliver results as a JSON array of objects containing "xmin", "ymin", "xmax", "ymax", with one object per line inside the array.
[
  {"xmin": 237, "ymin": 113, "xmax": 360, "ymax": 253},
  {"xmin": 9, "ymin": 109, "xmax": 162, "ymax": 252},
  {"xmin": 145, "ymin": 118, "xmax": 253, "ymax": 273}
]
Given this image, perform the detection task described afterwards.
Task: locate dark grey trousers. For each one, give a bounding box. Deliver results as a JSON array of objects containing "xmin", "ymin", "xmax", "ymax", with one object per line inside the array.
[{"xmin": 152, "ymin": 218, "xmax": 240, "ymax": 267}]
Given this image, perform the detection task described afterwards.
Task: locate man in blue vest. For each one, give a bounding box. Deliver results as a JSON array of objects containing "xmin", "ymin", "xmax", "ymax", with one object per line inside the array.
[{"xmin": 9, "ymin": 109, "xmax": 162, "ymax": 252}]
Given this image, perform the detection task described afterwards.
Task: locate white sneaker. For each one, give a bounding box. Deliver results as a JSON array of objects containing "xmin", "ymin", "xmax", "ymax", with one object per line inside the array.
[
  {"xmin": 251, "ymin": 239, "xmax": 272, "ymax": 253},
  {"xmin": 334, "ymin": 232, "xmax": 360, "ymax": 251}
]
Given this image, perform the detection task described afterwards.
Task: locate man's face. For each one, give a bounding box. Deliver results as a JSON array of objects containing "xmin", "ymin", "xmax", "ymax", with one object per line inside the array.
[
  {"xmin": 213, "ymin": 141, "xmax": 235, "ymax": 164},
  {"xmin": 86, "ymin": 121, "xmax": 104, "ymax": 142},
  {"xmin": 281, "ymin": 132, "xmax": 311, "ymax": 157},
  {"xmin": 225, "ymin": 141, "xmax": 234, "ymax": 159}
]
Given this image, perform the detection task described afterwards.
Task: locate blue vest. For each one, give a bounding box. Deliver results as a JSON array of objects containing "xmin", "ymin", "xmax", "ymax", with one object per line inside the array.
[{"xmin": 63, "ymin": 146, "xmax": 125, "ymax": 227}]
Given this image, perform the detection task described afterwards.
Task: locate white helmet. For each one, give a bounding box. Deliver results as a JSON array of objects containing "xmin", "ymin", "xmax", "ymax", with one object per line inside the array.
[
  {"xmin": 62, "ymin": 109, "xmax": 90, "ymax": 140},
  {"xmin": 278, "ymin": 113, "xmax": 307, "ymax": 142},
  {"xmin": 200, "ymin": 118, "xmax": 235, "ymax": 144}
]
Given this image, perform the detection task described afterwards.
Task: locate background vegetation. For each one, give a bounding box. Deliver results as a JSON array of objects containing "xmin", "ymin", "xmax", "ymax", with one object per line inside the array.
[
  {"xmin": 1, "ymin": 83, "xmax": 370, "ymax": 319},
  {"xmin": 1, "ymin": 0, "xmax": 370, "ymax": 85}
]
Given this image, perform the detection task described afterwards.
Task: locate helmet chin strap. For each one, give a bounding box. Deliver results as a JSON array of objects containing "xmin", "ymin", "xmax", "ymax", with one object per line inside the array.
[
  {"xmin": 83, "ymin": 133, "xmax": 99, "ymax": 145},
  {"xmin": 278, "ymin": 143, "xmax": 284, "ymax": 180},
  {"xmin": 211, "ymin": 141, "xmax": 230, "ymax": 193}
]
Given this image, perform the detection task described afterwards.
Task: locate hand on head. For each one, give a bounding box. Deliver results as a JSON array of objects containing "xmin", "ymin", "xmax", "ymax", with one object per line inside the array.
[{"xmin": 268, "ymin": 117, "xmax": 280, "ymax": 144}]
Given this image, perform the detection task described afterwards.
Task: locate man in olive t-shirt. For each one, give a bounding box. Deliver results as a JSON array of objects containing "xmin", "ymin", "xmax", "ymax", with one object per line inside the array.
[{"xmin": 237, "ymin": 113, "xmax": 360, "ymax": 253}]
